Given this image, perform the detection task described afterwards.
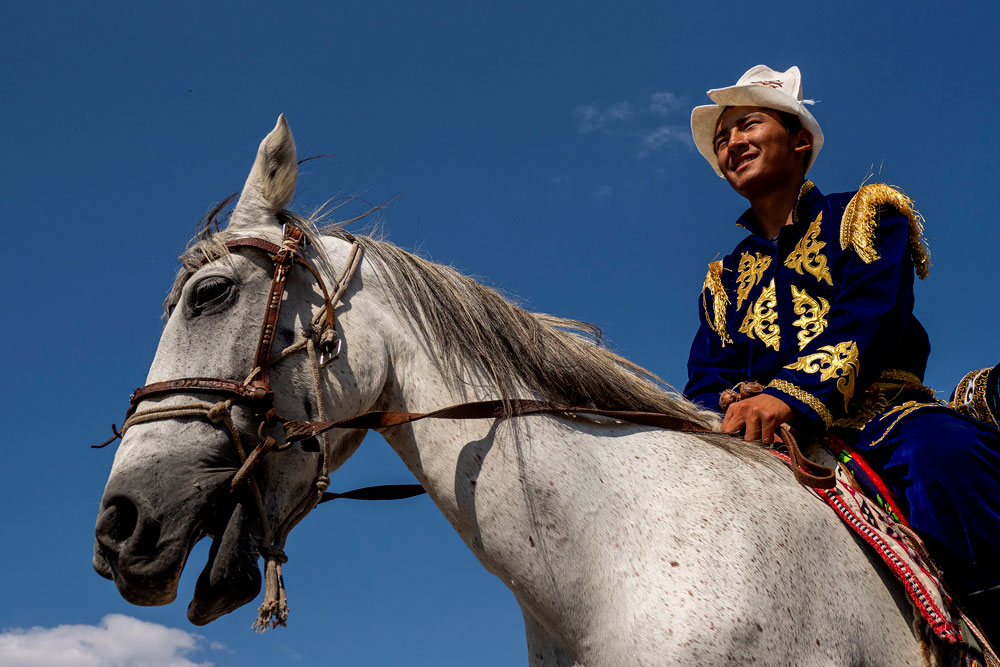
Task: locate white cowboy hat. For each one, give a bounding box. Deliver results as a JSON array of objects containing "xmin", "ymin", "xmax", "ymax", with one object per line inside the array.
[{"xmin": 691, "ymin": 64, "xmax": 824, "ymax": 177}]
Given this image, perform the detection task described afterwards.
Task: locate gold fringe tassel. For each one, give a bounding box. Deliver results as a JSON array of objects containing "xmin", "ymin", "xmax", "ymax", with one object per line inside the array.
[
  {"xmin": 840, "ymin": 183, "xmax": 931, "ymax": 279},
  {"xmin": 702, "ymin": 261, "xmax": 732, "ymax": 345}
]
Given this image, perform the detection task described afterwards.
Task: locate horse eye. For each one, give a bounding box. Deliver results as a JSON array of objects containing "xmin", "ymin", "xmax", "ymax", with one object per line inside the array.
[{"xmin": 190, "ymin": 276, "xmax": 235, "ymax": 314}]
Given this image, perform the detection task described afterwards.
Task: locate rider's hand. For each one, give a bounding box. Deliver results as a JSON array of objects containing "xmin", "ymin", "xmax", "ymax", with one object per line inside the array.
[{"xmin": 720, "ymin": 393, "xmax": 796, "ymax": 444}]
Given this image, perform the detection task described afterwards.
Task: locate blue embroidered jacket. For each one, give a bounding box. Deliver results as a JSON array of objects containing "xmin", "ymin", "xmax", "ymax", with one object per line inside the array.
[{"xmin": 684, "ymin": 181, "xmax": 932, "ymax": 431}]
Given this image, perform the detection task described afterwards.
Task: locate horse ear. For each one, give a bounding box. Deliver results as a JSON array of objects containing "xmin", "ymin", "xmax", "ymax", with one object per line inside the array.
[{"xmin": 228, "ymin": 114, "xmax": 298, "ymax": 230}]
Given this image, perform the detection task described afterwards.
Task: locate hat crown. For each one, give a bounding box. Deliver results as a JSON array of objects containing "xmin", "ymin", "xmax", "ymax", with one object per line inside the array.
[
  {"xmin": 690, "ymin": 64, "xmax": 823, "ymax": 178},
  {"xmin": 727, "ymin": 65, "xmax": 803, "ymax": 103}
]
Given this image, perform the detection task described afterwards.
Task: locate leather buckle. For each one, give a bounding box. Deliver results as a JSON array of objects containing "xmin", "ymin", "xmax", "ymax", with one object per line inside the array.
[
  {"xmin": 257, "ymin": 420, "xmax": 287, "ymax": 450},
  {"xmin": 320, "ymin": 337, "xmax": 342, "ymax": 367}
]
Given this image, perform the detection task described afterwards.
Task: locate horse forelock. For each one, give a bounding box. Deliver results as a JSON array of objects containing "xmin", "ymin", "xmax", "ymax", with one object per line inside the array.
[
  {"xmin": 163, "ymin": 204, "xmax": 338, "ymax": 319},
  {"xmin": 165, "ymin": 202, "xmax": 722, "ymax": 435}
]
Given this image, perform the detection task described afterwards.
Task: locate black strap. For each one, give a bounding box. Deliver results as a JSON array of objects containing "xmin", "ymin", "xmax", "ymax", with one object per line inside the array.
[{"xmin": 319, "ymin": 484, "xmax": 426, "ymax": 503}]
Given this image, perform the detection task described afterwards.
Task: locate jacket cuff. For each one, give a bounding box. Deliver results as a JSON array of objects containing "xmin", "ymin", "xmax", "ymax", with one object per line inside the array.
[{"xmin": 764, "ymin": 379, "xmax": 833, "ymax": 429}]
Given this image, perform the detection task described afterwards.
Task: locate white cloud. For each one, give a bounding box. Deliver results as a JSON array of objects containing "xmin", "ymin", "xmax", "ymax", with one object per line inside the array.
[
  {"xmin": 638, "ymin": 125, "xmax": 692, "ymax": 156},
  {"xmin": 0, "ymin": 614, "xmax": 219, "ymax": 667},
  {"xmin": 605, "ymin": 101, "xmax": 633, "ymax": 122},
  {"xmin": 575, "ymin": 101, "xmax": 634, "ymax": 133},
  {"xmin": 574, "ymin": 91, "xmax": 692, "ymax": 159},
  {"xmin": 649, "ymin": 91, "xmax": 681, "ymax": 117}
]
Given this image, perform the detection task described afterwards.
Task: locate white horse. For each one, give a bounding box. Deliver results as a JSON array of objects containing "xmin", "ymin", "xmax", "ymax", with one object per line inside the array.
[{"xmin": 94, "ymin": 117, "xmax": 933, "ymax": 666}]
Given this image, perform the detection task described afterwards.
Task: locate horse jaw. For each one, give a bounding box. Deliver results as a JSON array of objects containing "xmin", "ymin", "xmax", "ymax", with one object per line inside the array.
[
  {"xmin": 93, "ymin": 420, "xmax": 265, "ymax": 619},
  {"xmin": 229, "ymin": 113, "xmax": 298, "ymax": 230},
  {"xmin": 187, "ymin": 502, "xmax": 262, "ymax": 625},
  {"xmin": 93, "ymin": 480, "xmax": 262, "ymax": 622}
]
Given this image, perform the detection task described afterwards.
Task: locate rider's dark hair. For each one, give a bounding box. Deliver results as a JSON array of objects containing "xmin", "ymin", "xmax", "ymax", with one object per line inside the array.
[{"xmin": 775, "ymin": 110, "xmax": 812, "ymax": 172}]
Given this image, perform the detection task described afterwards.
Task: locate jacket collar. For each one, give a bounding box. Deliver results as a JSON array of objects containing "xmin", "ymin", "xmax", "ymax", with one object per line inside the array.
[{"xmin": 735, "ymin": 180, "xmax": 821, "ymax": 241}]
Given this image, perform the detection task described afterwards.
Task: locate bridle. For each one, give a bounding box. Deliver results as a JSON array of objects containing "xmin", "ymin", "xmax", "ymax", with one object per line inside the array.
[
  {"xmin": 94, "ymin": 224, "xmax": 833, "ymax": 632},
  {"xmin": 96, "ymin": 223, "xmax": 364, "ymax": 631}
]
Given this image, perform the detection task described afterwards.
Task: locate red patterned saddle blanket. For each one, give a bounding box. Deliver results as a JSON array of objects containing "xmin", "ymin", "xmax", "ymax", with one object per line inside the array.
[
  {"xmin": 773, "ymin": 448, "xmax": 964, "ymax": 643},
  {"xmin": 776, "ymin": 444, "xmax": 999, "ymax": 665}
]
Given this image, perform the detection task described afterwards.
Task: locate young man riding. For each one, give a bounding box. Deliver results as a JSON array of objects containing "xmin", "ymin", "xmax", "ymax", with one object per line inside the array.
[{"xmin": 684, "ymin": 64, "xmax": 999, "ymax": 645}]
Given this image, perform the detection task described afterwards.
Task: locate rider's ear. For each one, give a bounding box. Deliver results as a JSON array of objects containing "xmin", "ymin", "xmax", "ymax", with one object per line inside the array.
[
  {"xmin": 228, "ymin": 114, "xmax": 298, "ymax": 231},
  {"xmin": 793, "ymin": 127, "xmax": 814, "ymax": 154}
]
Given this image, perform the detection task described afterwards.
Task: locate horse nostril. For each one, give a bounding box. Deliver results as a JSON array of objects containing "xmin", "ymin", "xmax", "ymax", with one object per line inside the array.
[{"xmin": 96, "ymin": 496, "xmax": 139, "ymax": 547}]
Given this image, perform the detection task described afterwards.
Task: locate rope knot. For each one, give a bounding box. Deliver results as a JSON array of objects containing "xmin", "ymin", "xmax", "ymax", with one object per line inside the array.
[
  {"xmin": 207, "ymin": 401, "xmax": 230, "ymax": 423},
  {"xmin": 259, "ymin": 546, "xmax": 288, "ymax": 564},
  {"xmin": 315, "ymin": 474, "xmax": 330, "ymax": 492},
  {"xmin": 318, "ymin": 328, "xmax": 341, "ymax": 364}
]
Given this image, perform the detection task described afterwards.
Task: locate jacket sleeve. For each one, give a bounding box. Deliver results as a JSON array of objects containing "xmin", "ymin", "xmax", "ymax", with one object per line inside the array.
[
  {"xmin": 684, "ymin": 261, "xmax": 747, "ymax": 413},
  {"xmin": 763, "ymin": 187, "xmax": 929, "ymax": 429}
]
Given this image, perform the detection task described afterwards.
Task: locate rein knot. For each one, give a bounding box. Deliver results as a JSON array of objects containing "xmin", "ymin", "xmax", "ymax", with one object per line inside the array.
[
  {"xmin": 259, "ymin": 546, "xmax": 288, "ymax": 564},
  {"xmin": 319, "ymin": 328, "xmax": 337, "ymax": 348},
  {"xmin": 207, "ymin": 401, "xmax": 231, "ymax": 423},
  {"xmin": 315, "ymin": 474, "xmax": 330, "ymax": 492},
  {"xmin": 318, "ymin": 326, "xmax": 341, "ymax": 365}
]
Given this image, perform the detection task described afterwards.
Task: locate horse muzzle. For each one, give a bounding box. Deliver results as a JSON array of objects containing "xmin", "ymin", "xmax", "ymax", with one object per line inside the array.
[
  {"xmin": 93, "ymin": 489, "xmax": 195, "ymax": 605},
  {"xmin": 93, "ymin": 455, "xmax": 263, "ymax": 621}
]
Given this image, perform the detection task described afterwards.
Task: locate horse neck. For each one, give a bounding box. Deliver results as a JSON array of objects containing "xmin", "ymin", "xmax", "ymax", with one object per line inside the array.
[
  {"xmin": 343, "ymin": 275, "xmax": 926, "ymax": 664},
  {"xmin": 370, "ymin": 330, "xmax": 722, "ymax": 638},
  {"xmin": 373, "ymin": 326, "xmax": 535, "ymax": 524}
]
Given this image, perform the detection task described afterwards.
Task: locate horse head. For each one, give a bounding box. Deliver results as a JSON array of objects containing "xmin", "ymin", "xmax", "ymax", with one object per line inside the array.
[{"xmin": 92, "ymin": 116, "xmax": 388, "ymax": 626}]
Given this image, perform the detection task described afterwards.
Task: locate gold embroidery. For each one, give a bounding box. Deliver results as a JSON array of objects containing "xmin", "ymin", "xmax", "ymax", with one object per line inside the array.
[
  {"xmin": 784, "ymin": 340, "xmax": 860, "ymax": 411},
  {"xmin": 864, "ymin": 400, "xmax": 943, "ymax": 448},
  {"xmin": 951, "ymin": 367, "xmax": 999, "ymax": 428},
  {"xmin": 701, "ymin": 261, "xmax": 732, "ymax": 345},
  {"xmin": 790, "ymin": 285, "xmax": 830, "ymax": 350},
  {"xmin": 784, "ymin": 211, "xmax": 833, "ymax": 286},
  {"xmin": 833, "ymin": 369, "xmax": 936, "ymax": 430},
  {"xmin": 791, "ymin": 181, "xmax": 815, "ymax": 225},
  {"xmin": 840, "ymin": 183, "xmax": 931, "ymax": 279},
  {"xmin": 878, "ymin": 369, "xmax": 924, "ymax": 386},
  {"xmin": 834, "ymin": 388, "xmax": 890, "ymax": 429},
  {"xmin": 767, "ymin": 378, "xmax": 833, "ymax": 428},
  {"xmin": 952, "ymin": 371, "xmax": 977, "ymax": 411},
  {"xmin": 738, "ymin": 278, "xmax": 780, "ymax": 351},
  {"xmin": 735, "ymin": 252, "xmax": 772, "ymax": 309},
  {"xmin": 872, "ymin": 370, "xmax": 936, "ymax": 401}
]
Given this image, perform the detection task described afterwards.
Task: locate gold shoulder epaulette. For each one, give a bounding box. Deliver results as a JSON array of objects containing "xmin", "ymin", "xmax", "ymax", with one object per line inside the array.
[
  {"xmin": 702, "ymin": 261, "xmax": 732, "ymax": 345},
  {"xmin": 839, "ymin": 183, "xmax": 931, "ymax": 279}
]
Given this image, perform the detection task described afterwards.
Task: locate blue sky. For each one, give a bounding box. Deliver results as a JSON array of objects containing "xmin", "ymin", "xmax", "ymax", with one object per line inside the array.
[{"xmin": 4, "ymin": 2, "xmax": 1000, "ymax": 665}]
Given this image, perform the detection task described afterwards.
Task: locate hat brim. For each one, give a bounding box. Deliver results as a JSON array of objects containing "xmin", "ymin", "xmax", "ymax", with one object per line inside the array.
[{"xmin": 690, "ymin": 84, "xmax": 824, "ymax": 178}]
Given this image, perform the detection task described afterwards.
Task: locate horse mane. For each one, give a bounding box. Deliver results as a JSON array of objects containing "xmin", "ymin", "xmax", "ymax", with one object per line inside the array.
[
  {"xmin": 326, "ymin": 228, "xmax": 722, "ymax": 429},
  {"xmin": 166, "ymin": 202, "xmax": 722, "ymax": 433}
]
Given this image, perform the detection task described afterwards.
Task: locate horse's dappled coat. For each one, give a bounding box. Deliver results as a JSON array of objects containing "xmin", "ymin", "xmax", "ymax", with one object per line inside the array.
[{"xmin": 94, "ymin": 117, "xmax": 936, "ymax": 666}]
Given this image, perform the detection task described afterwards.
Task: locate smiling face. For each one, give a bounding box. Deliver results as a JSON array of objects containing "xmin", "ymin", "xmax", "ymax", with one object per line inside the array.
[{"xmin": 714, "ymin": 106, "xmax": 813, "ymax": 200}]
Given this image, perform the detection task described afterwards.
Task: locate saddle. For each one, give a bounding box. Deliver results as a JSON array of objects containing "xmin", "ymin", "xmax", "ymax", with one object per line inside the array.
[
  {"xmin": 774, "ymin": 435, "xmax": 996, "ymax": 666},
  {"xmin": 722, "ymin": 381, "xmax": 995, "ymax": 664}
]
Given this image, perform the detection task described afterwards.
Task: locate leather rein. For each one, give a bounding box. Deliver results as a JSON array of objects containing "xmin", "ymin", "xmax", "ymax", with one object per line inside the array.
[{"xmin": 94, "ymin": 223, "xmax": 832, "ymax": 629}]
